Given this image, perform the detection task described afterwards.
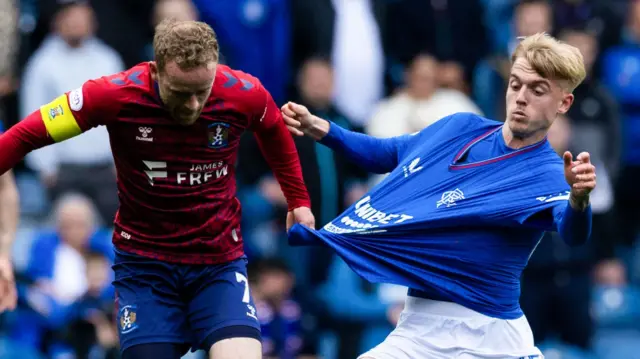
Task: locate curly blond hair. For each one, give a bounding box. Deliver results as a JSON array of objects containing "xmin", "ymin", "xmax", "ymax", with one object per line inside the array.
[
  {"xmin": 511, "ymin": 32, "xmax": 586, "ymax": 92},
  {"xmin": 153, "ymin": 18, "xmax": 219, "ymax": 71}
]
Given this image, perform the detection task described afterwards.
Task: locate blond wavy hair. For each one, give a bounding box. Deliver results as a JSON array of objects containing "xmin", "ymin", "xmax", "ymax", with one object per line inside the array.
[
  {"xmin": 511, "ymin": 32, "xmax": 586, "ymax": 92},
  {"xmin": 153, "ymin": 18, "xmax": 219, "ymax": 71}
]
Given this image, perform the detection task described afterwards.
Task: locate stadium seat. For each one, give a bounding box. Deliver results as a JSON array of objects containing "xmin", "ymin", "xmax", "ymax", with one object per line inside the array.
[
  {"xmin": 0, "ymin": 336, "xmax": 45, "ymax": 359},
  {"xmin": 601, "ymin": 47, "xmax": 640, "ymax": 162},
  {"xmin": 14, "ymin": 172, "xmax": 49, "ymax": 219},
  {"xmin": 11, "ymin": 223, "xmax": 39, "ymax": 273},
  {"xmin": 591, "ymin": 285, "xmax": 640, "ymax": 330},
  {"xmin": 593, "ymin": 329, "xmax": 640, "ymax": 359},
  {"xmin": 538, "ymin": 340, "xmax": 597, "ymax": 359},
  {"xmin": 628, "ymin": 242, "xmax": 640, "ymax": 285}
]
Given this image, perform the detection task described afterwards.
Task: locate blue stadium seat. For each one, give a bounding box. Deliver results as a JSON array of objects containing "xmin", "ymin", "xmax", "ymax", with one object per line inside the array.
[
  {"xmin": 538, "ymin": 340, "xmax": 597, "ymax": 359},
  {"xmin": 601, "ymin": 46, "xmax": 640, "ymax": 163},
  {"xmin": 628, "ymin": 242, "xmax": 640, "ymax": 285},
  {"xmin": 14, "ymin": 172, "xmax": 49, "ymax": 219},
  {"xmin": 593, "ymin": 329, "xmax": 640, "ymax": 359},
  {"xmin": 601, "ymin": 47, "xmax": 640, "ymax": 103},
  {"xmin": 592, "ymin": 285, "xmax": 640, "ymax": 330},
  {"xmin": 0, "ymin": 336, "xmax": 45, "ymax": 359},
  {"xmin": 11, "ymin": 223, "xmax": 39, "ymax": 273}
]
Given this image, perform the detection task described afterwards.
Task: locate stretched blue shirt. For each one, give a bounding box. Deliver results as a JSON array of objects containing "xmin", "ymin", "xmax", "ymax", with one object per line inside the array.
[{"xmin": 288, "ymin": 112, "xmax": 591, "ymax": 320}]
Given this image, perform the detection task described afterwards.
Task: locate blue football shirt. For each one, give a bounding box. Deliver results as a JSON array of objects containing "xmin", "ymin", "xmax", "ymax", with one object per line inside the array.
[{"xmin": 288, "ymin": 112, "xmax": 591, "ymax": 319}]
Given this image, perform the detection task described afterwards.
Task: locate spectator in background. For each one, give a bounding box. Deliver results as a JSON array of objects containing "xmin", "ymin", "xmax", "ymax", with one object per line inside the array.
[
  {"xmin": 367, "ymin": 54, "xmax": 482, "ymax": 139},
  {"xmin": 292, "ymin": 57, "xmax": 369, "ymax": 229},
  {"xmin": 520, "ymin": 114, "xmax": 595, "ymax": 351},
  {"xmin": 386, "ymin": 0, "xmax": 487, "ymax": 91},
  {"xmin": 24, "ymin": 193, "xmax": 112, "ymax": 306},
  {"xmin": 291, "ymin": 0, "xmax": 387, "ymax": 127},
  {"xmin": 552, "ymin": 0, "xmax": 624, "ymax": 61},
  {"xmin": 317, "ymin": 256, "xmax": 404, "ymax": 359},
  {"xmin": 0, "ymin": 0, "xmax": 18, "ymax": 127},
  {"xmin": 560, "ymin": 26, "xmax": 619, "ymax": 259},
  {"xmin": 237, "ymin": 57, "xmax": 367, "ymax": 286},
  {"xmin": 20, "ymin": 0, "xmax": 123, "ymax": 224},
  {"xmin": 474, "ymin": 0, "xmax": 552, "ymax": 120},
  {"xmin": 601, "ymin": 0, "xmax": 640, "ymax": 252},
  {"xmin": 153, "ymin": 0, "xmax": 198, "ymax": 25},
  {"xmin": 57, "ymin": 251, "xmax": 117, "ymax": 359},
  {"xmin": 145, "ymin": 0, "xmax": 199, "ymax": 60},
  {"xmin": 193, "ymin": 0, "xmax": 291, "ymax": 104},
  {"xmin": 9, "ymin": 193, "xmax": 112, "ymax": 354},
  {"xmin": 32, "ymin": 0, "xmax": 153, "ymax": 70},
  {"xmin": 249, "ymin": 258, "xmax": 317, "ymax": 359}
]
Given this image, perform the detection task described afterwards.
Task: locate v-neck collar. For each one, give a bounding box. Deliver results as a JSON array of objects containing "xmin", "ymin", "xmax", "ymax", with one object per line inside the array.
[{"xmin": 450, "ymin": 125, "xmax": 548, "ymax": 170}]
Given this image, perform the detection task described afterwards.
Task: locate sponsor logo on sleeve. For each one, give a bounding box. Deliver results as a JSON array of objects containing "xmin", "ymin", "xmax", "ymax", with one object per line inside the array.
[{"xmin": 69, "ymin": 87, "xmax": 83, "ymax": 111}]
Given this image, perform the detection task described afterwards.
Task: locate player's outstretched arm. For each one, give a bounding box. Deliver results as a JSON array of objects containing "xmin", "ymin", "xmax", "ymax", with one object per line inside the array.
[
  {"xmin": 0, "ymin": 78, "xmax": 120, "ymax": 176},
  {"xmin": 253, "ymin": 92, "xmax": 315, "ymax": 230},
  {"xmin": 0, "ymin": 112, "xmax": 55, "ymax": 175},
  {"xmin": 282, "ymin": 102, "xmax": 406, "ymax": 174},
  {"xmin": 555, "ymin": 151, "xmax": 596, "ymax": 246}
]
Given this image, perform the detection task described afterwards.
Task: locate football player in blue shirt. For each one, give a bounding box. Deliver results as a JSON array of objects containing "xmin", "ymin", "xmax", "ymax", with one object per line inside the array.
[{"xmin": 282, "ymin": 33, "xmax": 595, "ymax": 359}]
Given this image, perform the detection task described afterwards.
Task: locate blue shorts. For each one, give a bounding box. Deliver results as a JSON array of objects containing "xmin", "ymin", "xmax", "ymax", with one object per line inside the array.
[{"xmin": 113, "ymin": 249, "xmax": 261, "ymax": 353}]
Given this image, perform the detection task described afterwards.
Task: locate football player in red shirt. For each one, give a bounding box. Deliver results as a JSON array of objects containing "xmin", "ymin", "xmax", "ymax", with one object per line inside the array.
[{"xmin": 0, "ymin": 19, "xmax": 314, "ymax": 359}]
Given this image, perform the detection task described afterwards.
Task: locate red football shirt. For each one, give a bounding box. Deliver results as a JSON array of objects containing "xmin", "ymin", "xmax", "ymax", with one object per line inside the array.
[{"xmin": 0, "ymin": 63, "xmax": 310, "ymax": 264}]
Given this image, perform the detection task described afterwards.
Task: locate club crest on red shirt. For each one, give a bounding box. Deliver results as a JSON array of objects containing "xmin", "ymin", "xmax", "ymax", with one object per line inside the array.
[{"xmin": 208, "ymin": 122, "xmax": 230, "ymax": 149}]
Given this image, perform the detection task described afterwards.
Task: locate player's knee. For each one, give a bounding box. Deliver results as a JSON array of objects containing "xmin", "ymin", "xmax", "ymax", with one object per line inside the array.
[
  {"xmin": 122, "ymin": 343, "xmax": 187, "ymax": 359},
  {"xmin": 208, "ymin": 337, "xmax": 261, "ymax": 359},
  {"xmin": 205, "ymin": 325, "xmax": 262, "ymax": 359}
]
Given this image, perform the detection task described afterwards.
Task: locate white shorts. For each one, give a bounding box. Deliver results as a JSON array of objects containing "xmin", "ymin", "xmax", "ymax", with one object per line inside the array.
[{"xmin": 358, "ymin": 297, "xmax": 543, "ymax": 359}]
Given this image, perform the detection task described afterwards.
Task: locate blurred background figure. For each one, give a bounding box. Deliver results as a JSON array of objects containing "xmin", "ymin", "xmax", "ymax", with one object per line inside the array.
[
  {"xmin": 0, "ymin": 0, "xmax": 639, "ymax": 358},
  {"xmin": 291, "ymin": 0, "xmax": 386, "ymax": 128},
  {"xmin": 20, "ymin": 0, "xmax": 122, "ymax": 225},
  {"xmin": 520, "ymin": 115, "xmax": 596, "ymax": 355},
  {"xmin": 7, "ymin": 193, "xmax": 112, "ymax": 358},
  {"xmin": 367, "ymin": 54, "xmax": 482, "ymax": 139},
  {"xmin": 474, "ymin": 0, "xmax": 553, "ymax": 120},
  {"xmin": 193, "ymin": 0, "xmax": 291, "ymax": 103},
  {"xmin": 601, "ymin": 0, "xmax": 640, "ymax": 258},
  {"xmin": 249, "ymin": 258, "xmax": 317, "ymax": 359},
  {"xmin": 0, "ymin": 0, "xmax": 18, "ymax": 132},
  {"xmin": 559, "ymin": 26, "xmax": 619, "ymax": 260}
]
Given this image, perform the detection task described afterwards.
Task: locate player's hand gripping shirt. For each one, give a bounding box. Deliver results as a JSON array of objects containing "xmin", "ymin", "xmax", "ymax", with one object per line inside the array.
[
  {"xmin": 0, "ymin": 63, "xmax": 310, "ymax": 264},
  {"xmin": 288, "ymin": 112, "xmax": 591, "ymax": 319}
]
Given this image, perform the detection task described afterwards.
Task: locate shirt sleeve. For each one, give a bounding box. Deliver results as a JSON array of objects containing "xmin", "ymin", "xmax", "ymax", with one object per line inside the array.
[
  {"xmin": 552, "ymin": 201, "xmax": 592, "ymax": 246},
  {"xmin": 320, "ymin": 123, "xmax": 412, "ymax": 174},
  {"xmin": 250, "ymin": 84, "xmax": 311, "ymax": 210},
  {"xmin": 0, "ymin": 77, "xmax": 121, "ymax": 175}
]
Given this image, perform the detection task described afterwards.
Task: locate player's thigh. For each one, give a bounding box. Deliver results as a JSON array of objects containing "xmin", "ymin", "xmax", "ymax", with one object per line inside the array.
[
  {"xmin": 208, "ymin": 337, "xmax": 261, "ymax": 359},
  {"xmin": 186, "ymin": 257, "xmax": 262, "ymax": 352},
  {"xmin": 113, "ymin": 249, "xmax": 189, "ymax": 351}
]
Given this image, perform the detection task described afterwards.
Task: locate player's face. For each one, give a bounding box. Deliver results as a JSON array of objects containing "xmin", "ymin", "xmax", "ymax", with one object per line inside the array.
[
  {"xmin": 505, "ymin": 57, "xmax": 573, "ymax": 139},
  {"xmin": 151, "ymin": 60, "xmax": 216, "ymax": 126}
]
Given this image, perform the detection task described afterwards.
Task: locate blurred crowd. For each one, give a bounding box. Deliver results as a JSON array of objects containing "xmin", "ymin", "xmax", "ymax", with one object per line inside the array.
[{"xmin": 0, "ymin": 0, "xmax": 639, "ymax": 358}]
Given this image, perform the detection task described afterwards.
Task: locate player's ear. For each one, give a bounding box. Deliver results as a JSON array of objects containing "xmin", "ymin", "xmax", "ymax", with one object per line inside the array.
[
  {"xmin": 149, "ymin": 61, "xmax": 159, "ymax": 82},
  {"xmin": 557, "ymin": 93, "xmax": 574, "ymax": 115}
]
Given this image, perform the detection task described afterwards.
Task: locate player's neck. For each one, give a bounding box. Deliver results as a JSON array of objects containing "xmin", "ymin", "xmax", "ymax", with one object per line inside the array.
[{"xmin": 501, "ymin": 125, "xmax": 546, "ymax": 149}]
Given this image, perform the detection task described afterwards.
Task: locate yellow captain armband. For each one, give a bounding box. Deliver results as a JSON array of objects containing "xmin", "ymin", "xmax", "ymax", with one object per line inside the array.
[{"xmin": 39, "ymin": 94, "xmax": 82, "ymax": 142}]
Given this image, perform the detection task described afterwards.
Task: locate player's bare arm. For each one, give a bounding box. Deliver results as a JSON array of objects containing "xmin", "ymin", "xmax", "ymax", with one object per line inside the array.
[{"xmin": 0, "ymin": 171, "xmax": 18, "ymax": 312}]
